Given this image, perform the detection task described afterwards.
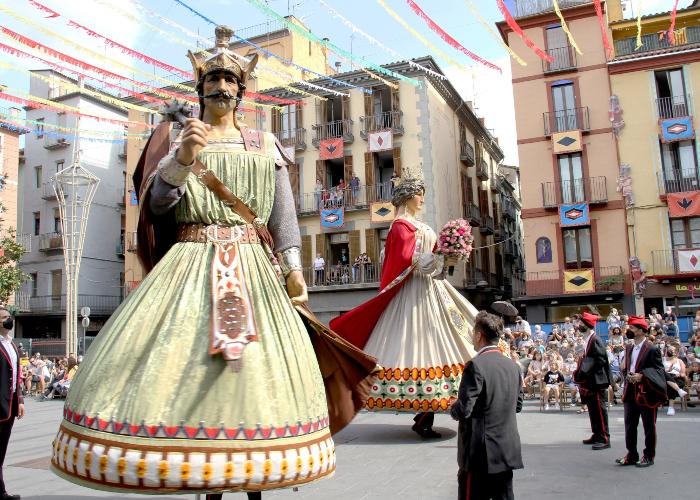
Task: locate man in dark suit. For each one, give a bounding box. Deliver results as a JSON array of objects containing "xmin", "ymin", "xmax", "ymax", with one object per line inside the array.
[
  {"xmin": 616, "ymin": 315, "xmax": 666, "ymax": 468},
  {"xmin": 573, "ymin": 312, "xmax": 612, "ymax": 450},
  {"xmin": 451, "ymin": 311, "xmax": 523, "ymax": 500},
  {"xmin": 0, "ymin": 307, "xmax": 24, "ymax": 500}
]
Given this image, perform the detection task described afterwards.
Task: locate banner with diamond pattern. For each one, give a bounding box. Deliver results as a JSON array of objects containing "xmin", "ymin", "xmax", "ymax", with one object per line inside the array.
[
  {"xmin": 552, "ymin": 130, "xmax": 582, "ymax": 154},
  {"xmin": 559, "ymin": 202, "xmax": 589, "ymax": 226},
  {"xmin": 368, "ymin": 129, "xmax": 393, "ymax": 152},
  {"xmin": 563, "ymin": 269, "xmax": 595, "ymax": 293},
  {"xmin": 370, "ymin": 201, "xmax": 395, "ymax": 223},
  {"xmin": 677, "ymin": 248, "xmax": 700, "ymax": 273},
  {"xmin": 660, "ymin": 116, "xmax": 695, "ymax": 143}
]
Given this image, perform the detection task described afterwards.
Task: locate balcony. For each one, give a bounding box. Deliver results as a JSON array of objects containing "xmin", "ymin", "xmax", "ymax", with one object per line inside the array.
[
  {"xmin": 614, "ymin": 26, "xmax": 700, "ymax": 58},
  {"xmin": 503, "ymin": 198, "xmax": 517, "ymax": 220},
  {"xmin": 118, "ymin": 141, "xmax": 128, "ymax": 160},
  {"xmin": 118, "ymin": 187, "xmax": 126, "ymax": 207},
  {"xmin": 542, "ymin": 45, "xmax": 577, "ymax": 74},
  {"xmin": 304, "ymin": 263, "xmax": 381, "ymax": 289},
  {"xmin": 656, "ymin": 94, "xmax": 692, "ymax": 120},
  {"xmin": 650, "ymin": 248, "xmax": 700, "ymax": 276},
  {"xmin": 126, "ymin": 231, "xmax": 138, "ymax": 252},
  {"xmin": 504, "ymin": 239, "xmax": 517, "ymax": 260},
  {"xmin": 525, "ymin": 266, "xmax": 625, "ymax": 296},
  {"xmin": 480, "ymin": 213, "xmax": 495, "ymax": 235},
  {"xmin": 514, "ymin": 0, "xmax": 589, "ymax": 18},
  {"xmin": 43, "ymin": 136, "xmax": 69, "ymax": 150},
  {"xmin": 476, "ymin": 159, "xmax": 489, "ymax": 181},
  {"xmin": 274, "ymin": 127, "xmax": 307, "ymax": 151},
  {"xmin": 116, "ymin": 235, "xmax": 125, "ymax": 257},
  {"xmin": 464, "ymin": 202, "xmax": 481, "ymax": 227},
  {"xmin": 16, "ymin": 294, "xmax": 121, "ymax": 315},
  {"xmin": 541, "ymin": 176, "xmax": 608, "ymax": 208},
  {"xmin": 360, "ymin": 110, "xmax": 404, "ymax": 139},
  {"xmin": 41, "ymin": 182, "xmax": 57, "ymax": 200},
  {"xmin": 38, "ymin": 232, "xmax": 63, "ymax": 252},
  {"xmin": 460, "ymin": 141, "xmax": 475, "ymax": 166},
  {"xmin": 296, "ymin": 182, "xmax": 393, "ymax": 215},
  {"xmin": 312, "ymin": 119, "xmax": 354, "ymax": 148},
  {"xmin": 657, "ymin": 168, "xmax": 699, "ymax": 195},
  {"xmin": 543, "ymin": 107, "xmax": 590, "ymax": 135}
]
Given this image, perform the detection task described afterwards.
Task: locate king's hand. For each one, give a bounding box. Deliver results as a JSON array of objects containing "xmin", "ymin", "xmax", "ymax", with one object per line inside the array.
[
  {"xmin": 286, "ymin": 270, "xmax": 308, "ymax": 306},
  {"xmin": 176, "ymin": 118, "xmax": 211, "ymax": 165}
]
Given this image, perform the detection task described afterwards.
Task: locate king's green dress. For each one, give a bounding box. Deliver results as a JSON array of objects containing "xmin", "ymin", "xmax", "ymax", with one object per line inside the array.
[{"xmin": 51, "ymin": 135, "xmax": 335, "ymax": 494}]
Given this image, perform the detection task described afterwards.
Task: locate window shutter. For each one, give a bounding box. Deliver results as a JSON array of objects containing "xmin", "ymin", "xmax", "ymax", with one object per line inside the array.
[
  {"xmin": 316, "ymin": 159, "xmax": 326, "ymax": 188},
  {"xmin": 393, "ymin": 146, "xmax": 402, "ymax": 178},
  {"xmin": 365, "ymin": 228, "xmax": 378, "ymax": 266},
  {"xmin": 315, "ymin": 233, "xmax": 327, "ymax": 261},
  {"xmin": 342, "ymin": 95, "xmax": 350, "ymax": 121},
  {"xmin": 343, "ymin": 155, "xmax": 353, "ymax": 186},
  {"xmin": 391, "ymin": 87, "xmax": 400, "ymax": 111},
  {"xmin": 271, "ymin": 108, "xmax": 281, "ymax": 134},
  {"xmin": 288, "ymin": 163, "xmax": 300, "ymax": 211},
  {"xmin": 364, "ymin": 152, "xmax": 375, "ymax": 195},
  {"xmin": 297, "ymin": 103, "xmax": 303, "ymax": 130},
  {"xmin": 364, "ymin": 93, "xmax": 373, "ymax": 116},
  {"xmin": 301, "ymin": 234, "xmax": 312, "ymax": 268},
  {"xmin": 461, "ymin": 172, "xmax": 468, "ymax": 217},
  {"xmin": 349, "ymin": 230, "xmax": 361, "ymax": 263}
]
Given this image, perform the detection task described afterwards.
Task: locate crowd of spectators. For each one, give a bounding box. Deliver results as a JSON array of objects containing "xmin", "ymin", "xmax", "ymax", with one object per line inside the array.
[
  {"xmin": 313, "ymin": 171, "xmax": 401, "ymax": 210},
  {"xmin": 19, "ymin": 351, "xmax": 80, "ymax": 400}
]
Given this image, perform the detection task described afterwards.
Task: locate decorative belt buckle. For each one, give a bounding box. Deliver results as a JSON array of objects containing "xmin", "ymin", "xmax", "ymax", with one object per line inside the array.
[{"xmin": 205, "ymin": 225, "xmax": 242, "ymax": 244}]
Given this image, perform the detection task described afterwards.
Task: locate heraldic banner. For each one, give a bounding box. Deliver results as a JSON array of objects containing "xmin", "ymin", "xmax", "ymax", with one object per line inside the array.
[
  {"xmin": 369, "ymin": 201, "xmax": 395, "ymax": 223},
  {"xmin": 319, "ymin": 137, "xmax": 344, "ymax": 160},
  {"xmin": 677, "ymin": 248, "xmax": 700, "ymax": 273},
  {"xmin": 563, "ymin": 269, "xmax": 595, "ymax": 293},
  {"xmin": 660, "ymin": 116, "xmax": 695, "ymax": 143},
  {"xmin": 667, "ymin": 191, "xmax": 700, "ymax": 218},
  {"xmin": 552, "ymin": 130, "xmax": 582, "ymax": 154},
  {"xmin": 320, "ymin": 208, "xmax": 344, "ymax": 229},
  {"xmin": 368, "ymin": 130, "xmax": 393, "ymax": 152},
  {"xmin": 559, "ymin": 203, "xmax": 589, "ymax": 227}
]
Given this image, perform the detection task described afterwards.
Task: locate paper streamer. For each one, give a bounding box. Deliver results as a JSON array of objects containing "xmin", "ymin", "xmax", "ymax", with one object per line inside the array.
[
  {"xmin": 0, "ymin": 111, "xmax": 150, "ymax": 137},
  {"xmin": 376, "ymin": 0, "xmax": 470, "ymax": 71},
  {"xmin": 552, "ymin": 0, "xmax": 583, "ymax": 55},
  {"xmin": 404, "ymin": 0, "xmax": 501, "ymax": 72},
  {"xmin": 495, "ymin": 0, "xmax": 553, "ymax": 62},
  {"xmin": 27, "ymin": 0, "xmax": 58, "ymax": 17},
  {"xmin": 593, "ymin": 0, "xmax": 613, "ymax": 58},
  {"xmin": 636, "ymin": 0, "xmax": 643, "ymax": 49},
  {"xmin": 669, "ymin": 0, "xmax": 681, "ymax": 45},
  {"xmin": 462, "ymin": 0, "xmax": 526, "ymax": 66},
  {"xmin": 317, "ymin": 0, "xmax": 447, "ymax": 79}
]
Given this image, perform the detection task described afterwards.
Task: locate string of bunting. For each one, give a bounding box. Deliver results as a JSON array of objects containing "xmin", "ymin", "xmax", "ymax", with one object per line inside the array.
[
  {"xmin": 495, "ymin": 0, "xmax": 553, "ymax": 62},
  {"xmin": 593, "ymin": 0, "xmax": 613, "ymax": 58},
  {"xmin": 316, "ymin": 0, "xmax": 447, "ymax": 79},
  {"xmin": 636, "ymin": 0, "xmax": 644, "ymax": 49},
  {"xmin": 462, "ymin": 0, "xmax": 526, "ymax": 67},
  {"xmin": 552, "ymin": 0, "xmax": 582, "ymax": 55},
  {"xmin": 376, "ymin": 0, "xmax": 470, "ymax": 71},
  {"xmin": 0, "ymin": 110, "xmax": 150, "ymax": 137},
  {"xmin": 669, "ymin": 0, "xmax": 681, "ymax": 44},
  {"xmin": 244, "ymin": 0, "xmax": 420, "ymax": 86},
  {"xmin": 404, "ymin": 0, "xmax": 501, "ymax": 73},
  {"xmin": 2, "ymin": 118, "xmax": 128, "ymax": 143}
]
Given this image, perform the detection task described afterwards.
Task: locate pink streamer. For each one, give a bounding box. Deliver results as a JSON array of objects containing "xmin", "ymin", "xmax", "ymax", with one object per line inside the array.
[
  {"xmin": 669, "ymin": 0, "xmax": 681, "ymax": 45},
  {"xmin": 495, "ymin": 0, "xmax": 553, "ymax": 62},
  {"xmin": 593, "ymin": 0, "xmax": 613, "ymax": 58}
]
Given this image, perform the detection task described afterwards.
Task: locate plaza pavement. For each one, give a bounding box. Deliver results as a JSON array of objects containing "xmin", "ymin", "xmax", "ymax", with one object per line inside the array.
[{"xmin": 5, "ymin": 398, "xmax": 697, "ymax": 499}]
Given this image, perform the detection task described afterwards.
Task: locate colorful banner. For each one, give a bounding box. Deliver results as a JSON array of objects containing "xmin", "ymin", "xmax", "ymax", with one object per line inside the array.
[
  {"xmin": 636, "ymin": 0, "xmax": 644, "ymax": 49},
  {"xmin": 677, "ymin": 248, "xmax": 700, "ymax": 273},
  {"xmin": 462, "ymin": 0, "xmax": 526, "ymax": 67},
  {"xmin": 593, "ymin": 0, "xmax": 613, "ymax": 58},
  {"xmin": 321, "ymin": 208, "xmax": 344, "ymax": 229},
  {"xmin": 563, "ymin": 269, "xmax": 595, "ymax": 293},
  {"xmin": 405, "ymin": 0, "xmax": 500, "ymax": 72},
  {"xmin": 0, "ymin": 111, "xmax": 150, "ymax": 138},
  {"xmin": 495, "ymin": 0, "xmax": 553, "ymax": 62},
  {"xmin": 559, "ymin": 203, "xmax": 589, "ymax": 226},
  {"xmin": 667, "ymin": 191, "xmax": 700, "ymax": 218},
  {"xmin": 552, "ymin": 0, "xmax": 583, "ymax": 55},
  {"xmin": 130, "ymin": 190, "xmax": 138, "ymax": 206},
  {"xmin": 370, "ymin": 202, "xmax": 395, "ymax": 223},
  {"xmin": 669, "ymin": 0, "xmax": 681, "ymax": 44},
  {"xmin": 552, "ymin": 130, "xmax": 582, "ymax": 154},
  {"xmin": 368, "ymin": 130, "xmax": 393, "ymax": 152},
  {"xmin": 319, "ymin": 138, "xmax": 344, "ymax": 160},
  {"xmin": 660, "ymin": 117, "xmax": 695, "ymax": 143}
]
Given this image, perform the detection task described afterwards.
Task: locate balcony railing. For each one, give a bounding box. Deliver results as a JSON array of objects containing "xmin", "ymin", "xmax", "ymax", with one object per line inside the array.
[
  {"xmin": 304, "ymin": 263, "xmax": 382, "ymax": 289},
  {"xmin": 463, "ymin": 202, "xmax": 481, "ymax": 227},
  {"xmin": 503, "ymin": 198, "xmax": 517, "ymax": 220},
  {"xmin": 514, "ymin": 0, "xmax": 589, "ymax": 18},
  {"xmin": 38, "ymin": 232, "xmax": 63, "ymax": 252},
  {"xmin": 543, "ymin": 107, "xmax": 590, "ymax": 135},
  {"xmin": 43, "ymin": 136, "xmax": 69, "ymax": 150},
  {"xmin": 476, "ymin": 159, "xmax": 489, "ymax": 180},
  {"xmin": 274, "ymin": 127, "xmax": 307, "ymax": 151},
  {"xmin": 117, "ymin": 187, "xmax": 126, "ymax": 207},
  {"xmin": 460, "ymin": 141, "xmax": 475, "ymax": 166},
  {"xmin": 16, "ymin": 294, "xmax": 121, "ymax": 315},
  {"xmin": 614, "ymin": 26, "xmax": 700, "ymax": 58},
  {"xmin": 360, "ymin": 110, "xmax": 404, "ymax": 138},
  {"xmin": 504, "ymin": 239, "xmax": 517, "ymax": 260},
  {"xmin": 41, "ymin": 182, "xmax": 57, "ymax": 200},
  {"xmin": 656, "ymin": 168, "xmax": 700, "ymax": 195},
  {"xmin": 312, "ymin": 119, "xmax": 354, "ymax": 148},
  {"xmin": 524, "ymin": 266, "xmax": 625, "ymax": 296},
  {"xmin": 126, "ymin": 231, "xmax": 138, "ymax": 252},
  {"xmin": 480, "ymin": 213, "xmax": 495, "ymax": 235},
  {"xmin": 542, "ymin": 45, "xmax": 577, "ymax": 73},
  {"xmin": 650, "ymin": 248, "xmax": 700, "ymax": 276},
  {"xmin": 116, "ymin": 235, "xmax": 125, "ymax": 257},
  {"xmin": 542, "ymin": 176, "xmax": 607, "ymax": 208},
  {"xmin": 656, "ymin": 94, "xmax": 692, "ymax": 120},
  {"xmin": 297, "ymin": 182, "xmax": 393, "ymax": 215}
]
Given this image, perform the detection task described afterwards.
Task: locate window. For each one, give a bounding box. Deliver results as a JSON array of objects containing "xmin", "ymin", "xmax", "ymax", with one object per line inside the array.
[
  {"xmin": 660, "ymin": 140, "xmax": 698, "ymax": 193},
  {"xmin": 670, "ymin": 217, "xmax": 700, "ymax": 249},
  {"xmin": 545, "ymin": 25, "xmax": 572, "ymax": 71},
  {"xmin": 550, "ymin": 81, "xmax": 577, "ymax": 132},
  {"xmin": 36, "ymin": 118, "xmax": 45, "ymax": 138},
  {"xmin": 30, "ymin": 273, "xmax": 38, "ymax": 297},
  {"xmin": 34, "ymin": 166, "xmax": 42, "ymax": 188},
  {"xmin": 563, "ymin": 227, "xmax": 592, "ymax": 269},
  {"xmin": 558, "ymin": 153, "xmax": 584, "ymax": 203},
  {"xmin": 54, "ymin": 208, "xmax": 61, "ymax": 234},
  {"xmin": 655, "ymin": 68, "xmax": 688, "ymax": 118},
  {"xmin": 55, "ymin": 160, "xmax": 64, "ymax": 173},
  {"xmin": 33, "ymin": 212, "xmax": 40, "ymax": 236}
]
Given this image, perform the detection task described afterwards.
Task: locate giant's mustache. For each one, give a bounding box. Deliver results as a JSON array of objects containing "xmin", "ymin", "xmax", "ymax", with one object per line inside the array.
[{"xmin": 202, "ymin": 90, "xmax": 241, "ymax": 102}]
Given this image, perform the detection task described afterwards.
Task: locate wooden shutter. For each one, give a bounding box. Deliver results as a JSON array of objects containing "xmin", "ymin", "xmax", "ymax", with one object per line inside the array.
[
  {"xmin": 343, "ymin": 155, "xmax": 353, "ymax": 186},
  {"xmin": 342, "ymin": 95, "xmax": 350, "ymax": 121},
  {"xmin": 296, "ymin": 103, "xmax": 303, "ymax": 130},
  {"xmin": 461, "ymin": 172, "xmax": 468, "ymax": 217},
  {"xmin": 393, "ymin": 146, "xmax": 402, "ymax": 178},
  {"xmin": 315, "ymin": 233, "xmax": 327, "ymax": 261},
  {"xmin": 479, "ymin": 188, "xmax": 489, "ymax": 213},
  {"xmin": 349, "ymin": 230, "xmax": 361, "ymax": 263},
  {"xmin": 468, "ymin": 176, "xmax": 474, "ymax": 203},
  {"xmin": 271, "ymin": 108, "xmax": 282, "ymax": 134},
  {"xmin": 391, "ymin": 87, "xmax": 400, "ymax": 111},
  {"xmin": 316, "ymin": 159, "xmax": 326, "ymax": 188},
  {"xmin": 301, "ymin": 235, "xmax": 312, "ymax": 268},
  {"xmin": 364, "ymin": 151, "xmax": 375, "ymax": 190},
  {"xmin": 364, "ymin": 93, "xmax": 373, "ymax": 116},
  {"xmin": 288, "ymin": 163, "xmax": 300, "ymax": 211},
  {"xmin": 365, "ymin": 228, "xmax": 378, "ymax": 265},
  {"xmin": 315, "ymin": 100, "xmax": 326, "ymax": 124}
]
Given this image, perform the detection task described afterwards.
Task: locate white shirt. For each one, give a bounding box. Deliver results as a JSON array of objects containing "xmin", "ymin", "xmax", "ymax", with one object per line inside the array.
[
  {"xmin": 476, "ymin": 344, "xmax": 499, "ymax": 356},
  {"xmin": 515, "ymin": 320, "xmax": 531, "ymax": 335},
  {"xmin": 630, "ymin": 340, "xmax": 644, "ymax": 373},
  {"xmin": 313, "ymin": 257, "xmax": 325, "ymax": 270},
  {"xmin": 0, "ymin": 335, "xmax": 17, "ymax": 391}
]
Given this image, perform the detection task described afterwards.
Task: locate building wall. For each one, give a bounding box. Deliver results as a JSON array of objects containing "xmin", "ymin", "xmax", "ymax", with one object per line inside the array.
[{"xmin": 0, "ymin": 126, "xmax": 21, "ymax": 228}]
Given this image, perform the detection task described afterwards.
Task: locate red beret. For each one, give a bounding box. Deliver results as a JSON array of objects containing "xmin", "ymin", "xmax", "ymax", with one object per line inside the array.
[
  {"xmin": 627, "ymin": 315, "xmax": 649, "ymax": 332},
  {"xmin": 580, "ymin": 312, "xmax": 599, "ymax": 328}
]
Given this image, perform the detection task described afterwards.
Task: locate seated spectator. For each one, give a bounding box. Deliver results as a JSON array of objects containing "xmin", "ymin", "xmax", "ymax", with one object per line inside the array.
[
  {"xmin": 549, "ymin": 325, "xmax": 563, "ymax": 345},
  {"xmin": 517, "ymin": 350, "xmax": 531, "ymax": 379},
  {"xmin": 560, "ymin": 340, "xmax": 574, "ymax": 360},
  {"xmin": 562, "ymin": 354, "xmax": 579, "ymax": 405},
  {"xmin": 607, "ymin": 308, "xmax": 621, "ymax": 330},
  {"xmin": 31, "ymin": 353, "xmax": 50, "ymax": 396},
  {"xmin": 42, "ymin": 356, "xmax": 78, "ymax": 400},
  {"xmin": 562, "ymin": 316, "xmax": 574, "ymax": 333},
  {"xmin": 542, "ymin": 362, "xmax": 565, "ymax": 410},
  {"xmin": 663, "ymin": 318, "xmax": 679, "ymax": 337},
  {"xmin": 20, "ymin": 355, "xmax": 32, "ymax": 396},
  {"xmin": 664, "ymin": 346, "xmax": 687, "ymax": 416},
  {"xmin": 689, "ymin": 361, "xmax": 700, "ymax": 404},
  {"xmin": 517, "ymin": 332, "xmax": 533, "ymax": 349},
  {"xmin": 523, "ymin": 351, "xmax": 543, "ymax": 398},
  {"xmin": 534, "ymin": 338, "xmax": 545, "ymax": 355},
  {"xmin": 532, "ymin": 324, "xmax": 547, "ymax": 343},
  {"xmin": 608, "ymin": 326, "xmax": 624, "ymax": 347}
]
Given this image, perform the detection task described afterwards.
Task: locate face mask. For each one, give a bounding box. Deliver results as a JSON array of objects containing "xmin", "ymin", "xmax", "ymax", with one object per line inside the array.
[
  {"xmin": 1, "ymin": 318, "xmax": 12, "ymax": 330},
  {"xmin": 578, "ymin": 325, "xmax": 588, "ymax": 333},
  {"xmin": 625, "ymin": 330, "xmax": 635, "ymax": 340}
]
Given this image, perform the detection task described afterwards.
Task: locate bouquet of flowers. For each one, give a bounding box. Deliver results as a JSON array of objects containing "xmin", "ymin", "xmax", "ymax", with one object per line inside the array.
[{"xmin": 436, "ymin": 218, "xmax": 474, "ymax": 276}]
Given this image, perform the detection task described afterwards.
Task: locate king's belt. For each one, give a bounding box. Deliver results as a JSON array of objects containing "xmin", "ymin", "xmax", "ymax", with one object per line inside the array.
[{"xmin": 176, "ymin": 223, "xmax": 261, "ymax": 244}]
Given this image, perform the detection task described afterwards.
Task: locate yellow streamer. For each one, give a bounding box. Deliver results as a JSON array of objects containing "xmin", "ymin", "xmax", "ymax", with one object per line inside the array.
[
  {"xmin": 462, "ymin": 0, "xmax": 526, "ymax": 66},
  {"xmin": 257, "ymin": 73, "xmax": 327, "ymax": 101},
  {"xmin": 0, "ymin": 111, "xmax": 150, "ymax": 137},
  {"xmin": 636, "ymin": 0, "xmax": 644, "ymax": 49},
  {"xmin": 376, "ymin": 0, "xmax": 469, "ymax": 71},
  {"xmin": 552, "ymin": 0, "xmax": 583, "ymax": 55}
]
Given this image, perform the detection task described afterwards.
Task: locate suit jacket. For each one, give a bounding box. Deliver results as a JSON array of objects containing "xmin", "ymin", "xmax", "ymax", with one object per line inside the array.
[
  {"xmin": 573, "ymin": 334, "xmax": 612, "ymax": 393},
  {"xmin": 450, "ymin": 346, "xmax": 524, "ymax": 474},
  {"xmin": 0, "ymin": 340, "xmax": 22, "ymax": 423},
  {"xmin": 621, "ymin": 340, "xmax": 666, "ymax": 407}
]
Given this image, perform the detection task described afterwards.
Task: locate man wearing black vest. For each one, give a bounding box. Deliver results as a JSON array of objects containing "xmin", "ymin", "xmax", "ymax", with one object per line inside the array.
[
  {"xmin": 451, "ymin": 311, "xmax": 523, "ymax": 500},
  {"xmin": 573, "ymin": 312, "xmax": 612, "ymax": 450},
  {"xmin": 616, "ymin": 315, "xmax": 666, "ymax": 468},
  {"xmin": 0, "ymin": 307, "xmax": 24, "ymax": 500}
]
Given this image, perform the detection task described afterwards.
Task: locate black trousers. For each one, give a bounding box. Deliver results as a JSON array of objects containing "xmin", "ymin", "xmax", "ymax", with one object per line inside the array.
[
  {"xmin": 205, "ymin": 493, "xmax": 261, "ymax": 500},
  {"xmin": 457, "ymin": 469, "xmax": 514, "ymax": 500},
  {"xmin": 413, "ymin": 412, "xmax": 434, "ymax": 429},
  {"xmin": 0, "ymin": 414, "xmax": 15, "ymax": 495},
  {"xmin": 582, "ymin": 389, "xmax": 609, "ymax": 444},
  {"xmin": 624, "ymin": 399, "xmax": 657, "ymax": 461}
]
